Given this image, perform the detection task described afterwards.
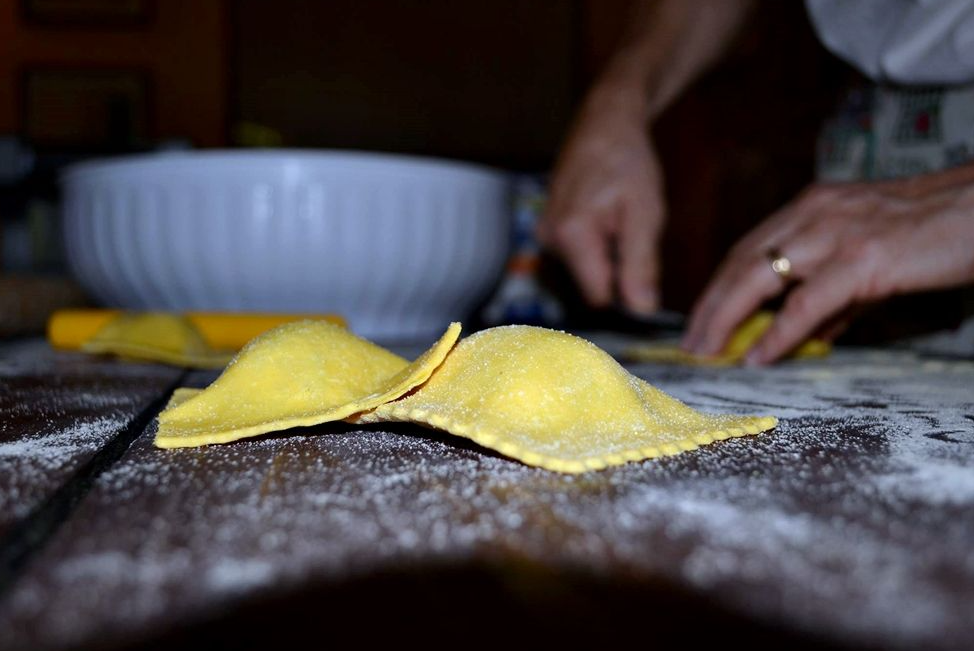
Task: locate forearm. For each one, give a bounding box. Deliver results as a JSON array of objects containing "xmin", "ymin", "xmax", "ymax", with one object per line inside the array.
[
  {"xmin": 892, "ymin": 160, "xmax": 974, "ymax": 197},
  {"xmin": 585, "ymin": 0, "xmax": 755, "ymax": 123}
]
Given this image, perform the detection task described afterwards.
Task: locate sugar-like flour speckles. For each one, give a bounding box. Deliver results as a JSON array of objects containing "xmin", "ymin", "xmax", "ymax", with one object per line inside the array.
[
  {"xmin": 0, "ymin": 345, "xmax": 972, "ymax": 650},
  {"xmin": 0, "ymin": 339, "xmax": 182, "ymax": 532},
  {"xmin": 0, "ymin": 416, "xmax": 128, "ymax": 520}
]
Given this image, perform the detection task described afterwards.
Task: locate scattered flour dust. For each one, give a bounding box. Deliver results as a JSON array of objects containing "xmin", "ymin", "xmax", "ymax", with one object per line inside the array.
[
  {"xmin": 0, "ymin": 338, "xmax": 177, "ymax": 528},
  {"xmin": 0, "ymin": 346, "xmax": 972, "ymax": 651},
  {"xmin": 0, "ymin": 416, "xmax": 127, "ymax": 521}
]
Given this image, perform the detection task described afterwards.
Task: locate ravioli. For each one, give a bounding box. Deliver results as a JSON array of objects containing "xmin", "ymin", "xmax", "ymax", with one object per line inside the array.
[
  {"xmin": 353, "ymin": 325, "xmax": 776, "ymax": 473},
  {"xmin": 626, "ymin": 311, "xmax": 831, "ymax": 366},
  {"xmin": 80, "ymin": 312, "xmax": 233, "ymax": 369},
  {"xmin": 155, "ymin": 320, "xmax": 461, "ymax": 448}
]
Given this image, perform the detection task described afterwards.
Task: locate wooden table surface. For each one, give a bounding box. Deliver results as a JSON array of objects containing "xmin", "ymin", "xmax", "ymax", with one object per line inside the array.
[{"xmin": 1, "ymin": 336, "xmax": 972, "ymax": 650}]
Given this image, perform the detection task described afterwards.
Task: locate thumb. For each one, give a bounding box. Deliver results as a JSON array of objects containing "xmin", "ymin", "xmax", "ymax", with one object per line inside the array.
[{"xmin": 617, "ymin": 192, "xmax": 663, "ymax": 315}]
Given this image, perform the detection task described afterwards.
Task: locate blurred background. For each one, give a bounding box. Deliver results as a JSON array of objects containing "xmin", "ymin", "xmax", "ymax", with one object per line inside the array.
[{"xmin": 1, "ymin": 0, "xmax": 857, "ymax": 339}]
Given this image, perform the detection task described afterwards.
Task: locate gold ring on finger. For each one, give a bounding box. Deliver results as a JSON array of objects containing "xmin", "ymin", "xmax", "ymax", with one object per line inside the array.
[{"xmin": 765, "ymin": 248, "xmax": 792, "ymax": 281}]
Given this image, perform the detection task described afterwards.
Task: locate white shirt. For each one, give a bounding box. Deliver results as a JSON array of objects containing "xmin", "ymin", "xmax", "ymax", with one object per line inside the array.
[{"xmin": 806, "ymin": 0, "xmax": 974, "ymax": 84}]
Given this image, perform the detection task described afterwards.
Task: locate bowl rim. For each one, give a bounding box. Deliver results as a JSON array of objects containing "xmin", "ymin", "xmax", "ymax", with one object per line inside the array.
[{"xmin": 61, "ymin": 148, "xmax": 509, "ymax": 185}]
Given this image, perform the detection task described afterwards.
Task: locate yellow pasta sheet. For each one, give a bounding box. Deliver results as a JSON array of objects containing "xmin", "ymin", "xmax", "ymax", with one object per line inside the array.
[
  {"xmin": 353, "ymin": 326, "xmax": 776, "ymax": 473},
  {"xmin": 155, "ymin": 320, "xmax": 777, "ymax": 473},
  {"xmin": 626, "ymin": 311, "xmax": 830, "ymax": 366}
]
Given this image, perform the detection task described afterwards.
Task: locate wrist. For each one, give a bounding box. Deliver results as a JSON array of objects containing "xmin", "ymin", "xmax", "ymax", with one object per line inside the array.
[{"xmin": 579, "ymin": 76, "xmax": 652, "ymax": 128}]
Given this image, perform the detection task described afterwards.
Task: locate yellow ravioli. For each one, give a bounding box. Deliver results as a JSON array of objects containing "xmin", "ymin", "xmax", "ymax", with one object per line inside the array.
[
  {"xmin": 625, "ymin": 311, "xmax": 831, "ymax": 366},
  {"xmin": 166, "ymin": 387, "xmax": 203, "ymax": 410},
  {"xmin": 155, "ymin": 320, "xmax": 461, "ymax": 448},
  {"xmin": 81, "ymin": 312, "xmax": 233, "ymax": 369},
  {"xmin": 354, "ymin": 325, "xmax": 777, "ymax": 473}
]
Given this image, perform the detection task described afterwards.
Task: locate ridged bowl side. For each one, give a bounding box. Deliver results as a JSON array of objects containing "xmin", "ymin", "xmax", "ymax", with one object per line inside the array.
[{"xmin": 63, "ymin": 152, "xmax": 512, "ymax": 342}]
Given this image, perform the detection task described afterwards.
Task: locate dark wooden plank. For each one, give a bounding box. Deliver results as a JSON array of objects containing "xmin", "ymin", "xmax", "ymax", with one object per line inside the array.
[
  {"xmin": 0, "ymin": 340, "xmax": 182, "ymax": 539},
  {"xmin": 1, "ymin": 347, "xmax": 972, "ymax": 650}
]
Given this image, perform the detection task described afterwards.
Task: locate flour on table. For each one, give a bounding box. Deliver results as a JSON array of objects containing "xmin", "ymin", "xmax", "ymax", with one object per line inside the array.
[{"xmin": 1, "ymin": 346, "xmax": 972, "ymax": 651}]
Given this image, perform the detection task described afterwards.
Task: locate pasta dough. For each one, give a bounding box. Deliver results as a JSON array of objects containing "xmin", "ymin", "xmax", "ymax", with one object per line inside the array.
[
  {"xmin": 155, "ymin": 321, "xmax": 776, "ymax": 473},
  {"xmin": 155, "ymin": 320, "xmax": 461, "ymax": 448},
  {"xmin": 625, "ymin": 311, "xmax": 831, "ymax": 366},
  {"xmin": 354, "ymin": 325, "xmax": 776, "ymax": 473},
  {"xmin": 81, "ymin": 312, "xmax": 233, "ymax": 369}
]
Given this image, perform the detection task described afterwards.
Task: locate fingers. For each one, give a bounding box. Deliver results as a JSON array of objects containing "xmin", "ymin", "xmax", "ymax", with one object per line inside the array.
[
  {"xmin": 682, "ymin": 251, "xmax": 784, "ymax": 355},
  {"xmin": 745, "ymin": 266, "xmax": 853, "ymax": 365},
  {"xmin": 617, "ymin": 185, "xmax": 664, "ymax": 315},
  {"xmin": 682, "ymin": 186, "xmax": 837, "ymax": 356},
  {"xmin": 540, "ymin": 158, "xmax": 665, "ymax": 312},
  {"xmin": 540, "ymin": 211, "xmax": 615, "ymax": 307},
  {"xmin": 813, "ymin": 305, "xmax": 862, "ymax": 342}
]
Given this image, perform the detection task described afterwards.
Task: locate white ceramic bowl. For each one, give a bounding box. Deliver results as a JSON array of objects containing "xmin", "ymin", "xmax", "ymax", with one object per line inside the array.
[{"xmin": 62, "ymin": 150, "xmax": 512, "ymax": 342}]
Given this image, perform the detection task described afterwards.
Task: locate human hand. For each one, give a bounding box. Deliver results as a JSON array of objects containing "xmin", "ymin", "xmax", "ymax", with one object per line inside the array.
[
  {"xmin": 682, "ymin": 173, "xmax": 974, "ymax": 364},
  {"xmin": 538, "ymin": 95, "xmax": 666, "ymax": 316}
]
